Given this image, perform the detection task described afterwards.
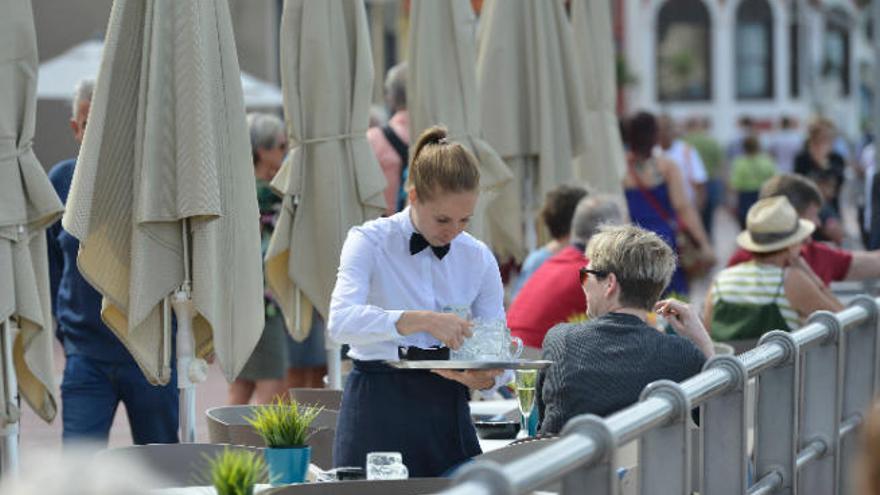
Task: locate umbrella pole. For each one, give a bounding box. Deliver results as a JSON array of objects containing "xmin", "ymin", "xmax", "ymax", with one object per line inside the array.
[
  {"xmin": 0, "ymin": 318, "xmax": 19, "ymax": 475},
  {"xmin": 171, "ymin": 219, "xmax": 200, "ymax": 443}
]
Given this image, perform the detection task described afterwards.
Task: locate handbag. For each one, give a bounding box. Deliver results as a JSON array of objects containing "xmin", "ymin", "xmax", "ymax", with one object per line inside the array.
[{"xmin": 628, "ymin": 163, "xmax": 708, "ymax": 278}]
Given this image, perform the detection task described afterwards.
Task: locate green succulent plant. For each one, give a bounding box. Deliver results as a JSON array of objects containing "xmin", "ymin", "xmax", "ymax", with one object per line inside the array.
[
  {"xmin": 247, "ymin": 398, "xmax": 323, "ymax": 448},
  {"xmin": 206, "ymin": 448, "xmax": 268, "ymax": 495}
]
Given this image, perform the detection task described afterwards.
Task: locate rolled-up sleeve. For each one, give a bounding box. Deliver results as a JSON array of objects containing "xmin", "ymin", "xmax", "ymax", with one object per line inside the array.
[{"xmin": 328, "ymin": 228, "xmax": 403, "ymax": 345}]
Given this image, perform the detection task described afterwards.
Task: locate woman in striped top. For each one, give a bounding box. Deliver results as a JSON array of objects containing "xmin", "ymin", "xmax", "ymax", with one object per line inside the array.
[{"xmin": 705, "ymin": 196, "xmax": 842, "ymax": 342}]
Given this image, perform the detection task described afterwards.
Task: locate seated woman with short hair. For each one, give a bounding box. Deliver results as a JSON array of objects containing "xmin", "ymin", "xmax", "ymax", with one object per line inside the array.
[
  {"xmin": 537, "ymin": 225, "xmax": 714, "ymax": 434},
  {"xmin": 706, "ymin": 196, "xmax": 843, "ymax": 343}
]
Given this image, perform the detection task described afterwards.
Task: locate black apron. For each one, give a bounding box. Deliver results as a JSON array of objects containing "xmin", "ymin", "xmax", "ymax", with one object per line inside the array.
[{"xmin": 333, "ymin": 360, "xmax": 481, "ymax": 477}]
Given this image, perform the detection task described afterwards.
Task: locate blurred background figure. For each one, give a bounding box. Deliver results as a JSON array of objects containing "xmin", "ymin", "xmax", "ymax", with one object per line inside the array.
[
  {"xmin": 366, "ymin": 62, "xmax": 409, "ymax": 216},
  {"xmin": 794, "ymin": 118, "xmax": 846, "ymax": 244},
  {"xmin": 683, "ymin": 117, "xmax": 723, "ymax": 237},
  {"xmin": 859, "ymin": 401, "xmax": 880, "ymax": 494},
  {"xmin": 730, "ymin": 135, "xmax": 776, "ymax": 228},
  {"xmin": 229, "ymin": 112, "xmax": 290, "ymax": 405},
  {"xmin": 768, "ymin": 116, "xmax": 803, "ymax": 174},
  {"xmin": 623, "ymin": 111, "xmax": 714, "ymax": 297},
  {"xmin": 511, "ymin": 185, "xmax": 589, "ymax": 299}
]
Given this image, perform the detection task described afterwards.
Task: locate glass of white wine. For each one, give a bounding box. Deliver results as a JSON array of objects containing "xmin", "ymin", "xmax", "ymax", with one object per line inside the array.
[{"xmin": 515, "ymin": 369, "xmax": 538, "ymax": 437}]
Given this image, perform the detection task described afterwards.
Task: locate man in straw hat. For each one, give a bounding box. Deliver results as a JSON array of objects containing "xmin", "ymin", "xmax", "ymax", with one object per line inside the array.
[
  {"xmin": 707, "ymin": 196, "xmax": 843, "ymax": 344},
  {"xmin": 728, "ymin": 173, "xmax": 880, "ymax": 286}
]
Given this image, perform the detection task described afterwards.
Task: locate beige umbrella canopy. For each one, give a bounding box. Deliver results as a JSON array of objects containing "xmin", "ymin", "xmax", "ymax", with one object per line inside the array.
[
  {"xmin": 476, "ymin": 0, "xmax": 590, "ymax": 260},
  {"xmin": 265, "ymin": 0, "xmax": 386, "ymax": 341},
  {"xmin": 407, "ymin": 0, "xmax": 512, "ymax": 242},
  {"xmin": 62, "ymin": 0, "xmax": 264, "ymax": 384},
  {"xmin": 571, "ymin": 0, "xmax": 627, "ymax": 196},
  {"xmin": 0, "ymin": 0, "xmax": 62, "ymax": 424}
]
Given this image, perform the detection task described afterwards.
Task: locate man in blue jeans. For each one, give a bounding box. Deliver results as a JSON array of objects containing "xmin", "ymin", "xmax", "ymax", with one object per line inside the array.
[{"xmin": 47, "ymin": 79, "xmax": 178, "ymax": 445}]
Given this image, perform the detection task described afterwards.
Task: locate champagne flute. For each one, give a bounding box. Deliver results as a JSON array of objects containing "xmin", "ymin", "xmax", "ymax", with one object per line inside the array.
[{"xmin": 515, "ymin": 369, "xmax": 538, "ymax": 437}]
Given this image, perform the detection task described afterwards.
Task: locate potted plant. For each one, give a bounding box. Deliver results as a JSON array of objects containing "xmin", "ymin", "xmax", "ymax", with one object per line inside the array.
[
  {"xmin": 206, "ymin": 448, "xmax": 268, "ymax": 495},
  {"xmin": 247, "ymin": 398, "xmax": 323, "ymax": 485}
]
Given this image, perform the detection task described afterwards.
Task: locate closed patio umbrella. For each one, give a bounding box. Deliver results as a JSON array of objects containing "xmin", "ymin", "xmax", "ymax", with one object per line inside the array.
[
  {"xmin": 265, "ymin": 0, "xmax": 386, "ymax": 388},
  {"xmin": 407, "ymin": 0, "xmax": 512, "ymax": 242},
  {"xmin": 476, "ymin": 0, "xmax": 590, "ymax": 260},
  {"xmin": 571, "ymin": 0, "xmax": 626, "ymax": 196},
  {"xmin": 62, "ymin": 0, "xmax": 264, "ymax": 442},
  {"xmin": 0, "ymin": 0, "xmax": 63, "ymax": 472}
]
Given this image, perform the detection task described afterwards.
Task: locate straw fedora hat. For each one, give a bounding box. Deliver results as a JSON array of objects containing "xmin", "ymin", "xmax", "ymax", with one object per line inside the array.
[{"xmin": 736, "ymin": 196, "xmax": 815, "ymax": 253}]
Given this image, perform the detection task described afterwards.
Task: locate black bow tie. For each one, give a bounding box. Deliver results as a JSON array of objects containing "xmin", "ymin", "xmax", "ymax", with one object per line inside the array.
[{"xmin": 410, "ymin": 232, "xmax": 450, "ymax": 260}]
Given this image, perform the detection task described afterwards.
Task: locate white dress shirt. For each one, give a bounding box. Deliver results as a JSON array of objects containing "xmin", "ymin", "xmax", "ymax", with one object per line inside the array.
[{"xmin": 328, "ymin": 207, "xmax": 505, "ymax": 362}]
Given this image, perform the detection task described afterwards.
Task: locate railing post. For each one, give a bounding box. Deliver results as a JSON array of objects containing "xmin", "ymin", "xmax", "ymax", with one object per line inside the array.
[
  {"xmin": 798, "ymin": 311, "xmax": 843, "ymax": 495},
  {"xmin": 701, "ymin": 356, "xmax": 749, "ymax": 495},
  {"xmin": 754, "ymin": 331, "xmax": 799, "ymax": 495},
  {"xmin": 838, "ymin": 296, "xmax": 879, "ymax": 495},
  {"xmin": 560, "ymin": 415, "xmax": 617, "ymax": 495},
  {"xmin": 638, "ymin": 380, "xmax": 691, "ymax": 495}
]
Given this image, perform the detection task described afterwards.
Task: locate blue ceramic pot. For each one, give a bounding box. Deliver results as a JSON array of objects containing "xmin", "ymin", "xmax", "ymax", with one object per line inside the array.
[{"xmin": 265, "ymin": 446, "xmax": 311, "ymax": 485}]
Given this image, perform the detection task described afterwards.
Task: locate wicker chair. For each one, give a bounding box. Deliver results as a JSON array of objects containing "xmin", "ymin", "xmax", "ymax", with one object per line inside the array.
[
  {"xmin": 205, "ymin": 405, "xmax": 337, "ymax": 469},
  {"xmin": 288, "ymin": 388, "xmax": 343, "ymax": 411}
]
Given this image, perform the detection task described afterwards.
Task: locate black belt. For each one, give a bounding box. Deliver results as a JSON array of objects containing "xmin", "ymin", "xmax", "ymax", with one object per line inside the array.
[{"xmin": 397, "ymin": 346, "xmax": 449, "ymax": 361}]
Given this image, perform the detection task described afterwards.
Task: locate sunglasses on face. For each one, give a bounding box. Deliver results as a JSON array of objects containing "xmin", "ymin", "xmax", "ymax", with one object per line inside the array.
[{"xmin": 579, "ymin": 267, "xmax": 609, "ymax": 285}]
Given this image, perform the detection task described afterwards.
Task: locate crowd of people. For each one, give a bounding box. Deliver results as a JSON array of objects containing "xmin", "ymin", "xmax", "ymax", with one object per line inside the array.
[{"xmin": 40, "ymin": 61, "xmax": 880, "ymax": 484}]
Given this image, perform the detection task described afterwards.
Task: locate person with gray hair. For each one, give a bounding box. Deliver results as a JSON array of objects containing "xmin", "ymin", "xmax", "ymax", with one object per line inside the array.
[
  {"xmin": 69, "ymin": 79, "xmax": 94, "ymax": 142},
  {"xmin": 508, "ymin": 195, "xmax": 624, "ymax": 355},
  {"xmin": 537, "ymin": 224, "xmax": 714, "ymax": 434},
  {"xmin": 366, "ymin": 62, "xmax": 410, "ymax": 215},
  {"xmin": 47, "ymin": 78, "xmax": 179, "ymax": 444},
  {"xmin": 230, "ymin": 112, "xmax": 327, "ymax": 405}
]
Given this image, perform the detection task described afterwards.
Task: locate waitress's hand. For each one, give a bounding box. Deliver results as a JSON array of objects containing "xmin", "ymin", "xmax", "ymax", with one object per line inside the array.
[
  {"xmin": 396, "ymin": 311, "xmax": 473, "ymax": 350},
  {"xmin": 432, "ymin": 369, "xmax": 502, "ymax": 390}
]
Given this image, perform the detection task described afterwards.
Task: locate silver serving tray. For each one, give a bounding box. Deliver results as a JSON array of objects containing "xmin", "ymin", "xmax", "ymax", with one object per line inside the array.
[{"xmin": 386, "ymin": 360, "xmax": 552, "ymax": 370}]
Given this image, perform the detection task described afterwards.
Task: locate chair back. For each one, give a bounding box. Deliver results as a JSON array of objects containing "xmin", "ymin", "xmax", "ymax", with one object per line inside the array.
[
  {"xmin": 266, "ymin": 477, "xmax": 450, "ymax": 495},
  {"xmin": 205, "ymin": 405, "xmax": 338, "ymax": 469},
  {"xmin": 96, "ymin": 443, "xmax": 264, "ymax": 488},
  {"xmin": 289, "ymin": 388, "xmax": 343, "ymax": 410}
]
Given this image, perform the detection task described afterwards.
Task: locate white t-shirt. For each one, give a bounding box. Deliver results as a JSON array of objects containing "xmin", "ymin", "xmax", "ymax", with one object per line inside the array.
[{"xmin": 657, "ymin": 140, "xmax": 707, "ymax": 203}]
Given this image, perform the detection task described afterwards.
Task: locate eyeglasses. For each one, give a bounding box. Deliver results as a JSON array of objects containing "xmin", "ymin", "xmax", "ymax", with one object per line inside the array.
[{"xmin": 579, "ymin": 267, "xmax": 609, "ymax": 285}]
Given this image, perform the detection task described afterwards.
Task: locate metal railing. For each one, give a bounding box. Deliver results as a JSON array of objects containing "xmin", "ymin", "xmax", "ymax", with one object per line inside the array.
[{"xmin": 439, "ymin": 296, "xmax": 880, "ymax": 495}]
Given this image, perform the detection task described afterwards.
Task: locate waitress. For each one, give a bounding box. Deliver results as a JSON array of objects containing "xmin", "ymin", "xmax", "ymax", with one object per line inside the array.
[{"xmin": 329, "ymin": 126, "xmax": 506, "ymax": 477}]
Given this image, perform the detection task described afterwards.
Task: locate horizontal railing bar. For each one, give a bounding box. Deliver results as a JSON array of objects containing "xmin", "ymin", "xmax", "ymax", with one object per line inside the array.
[
  {"xmin": 680, "ymin": 367, "xmax": 730, "ymax": 407},
  {"xmin": 747, "ymin": 471, "xmax": 783, "ymax": 495},
  {"xmin": 739, "ymin": 341, "xmax": 786, "ymax": 378},
  {"xmin": 837, "ymin": 305, "xmax": 869, "ymax": 329},
  {"xmin": 796, "ymin": 439, "xmax": 827, "ymax": 471},
  {"xmin": 504, "ymin": 435, "xmax": 599, "ymax": 493},
  {"xmin": 606, "ymin": 396, "xmax": 674, "ymax": 445},
  {"xmin": 440, "ymin": 480, "xmax": 489, "ymax": 495},
  {"xmin": 840, "ymin": 414, "xmax": 863, "ymax": 438},
  {"xmin": 791, "ymin": 322, "xmax": 830, "ymax": 351}
]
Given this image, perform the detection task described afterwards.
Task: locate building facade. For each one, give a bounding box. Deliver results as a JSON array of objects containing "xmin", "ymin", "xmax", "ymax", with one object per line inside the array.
[{"xmin": 621, "ymin": 0, "xmax": 872, "ymax": 142}]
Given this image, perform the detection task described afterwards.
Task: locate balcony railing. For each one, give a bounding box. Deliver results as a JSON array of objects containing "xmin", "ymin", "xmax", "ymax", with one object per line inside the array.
[{"xmin": 438, "ymin": 295, "xmax": 880, "ymax": 495}]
